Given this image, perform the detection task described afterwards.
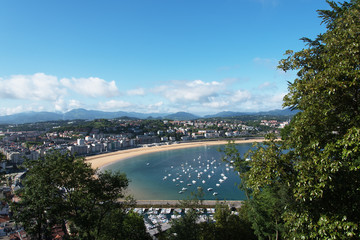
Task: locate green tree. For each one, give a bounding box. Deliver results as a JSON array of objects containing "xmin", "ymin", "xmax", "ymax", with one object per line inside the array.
[
  {"xmin": 166, "ymin": 209, "xmax": 201, "ymax": 240},
  {"xmin": 11, "ymin": 151, "xmax": 150, "ymax": 240},
  {"xmin": 213, "ymin": 203, "xmax": 256, "ymax": 240},
  {"xmin": 221, "ymin": 136, "xmax": 290, "ymax": 240},
  {"xmin": 229, "ymin": 1, "xmax": 360, "ymax": 239}
]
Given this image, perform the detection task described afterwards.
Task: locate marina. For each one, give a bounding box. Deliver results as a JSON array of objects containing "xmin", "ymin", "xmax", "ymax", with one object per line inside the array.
[{"xmin": 135, "ymin": 205, "xmax": 241, "ymax": 235}]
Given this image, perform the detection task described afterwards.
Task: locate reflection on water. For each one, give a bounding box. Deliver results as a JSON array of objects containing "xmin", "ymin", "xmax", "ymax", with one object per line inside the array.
[{"xmin": 102, "ymin": 143, "xmax": 253, "ymax": 200}]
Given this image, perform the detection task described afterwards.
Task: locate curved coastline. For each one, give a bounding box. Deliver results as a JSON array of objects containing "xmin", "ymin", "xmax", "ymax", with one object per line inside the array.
[{"xmin": 85, "ymin": 138, "xmax": 265, "ymax": 170}]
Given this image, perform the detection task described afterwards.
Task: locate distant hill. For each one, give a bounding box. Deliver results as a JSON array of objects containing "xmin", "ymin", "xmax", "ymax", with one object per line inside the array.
[
  {"xmin": 0, "ymin": 108, "xmax": 298, "ymax": 124},
  {"xmin": 0, "ymin": 109, "xmax": 169, "ymax": 124},
  {"xmin": 204, "ymin": 108, "xmax": 298, "ymax": 118},
  {"xmin": 0, "ymin": 111, "xmax": 63, "ymax": 124},
  {"xmin": 164, "ymin": 112, "xmax": 199, "ymax": 120}
]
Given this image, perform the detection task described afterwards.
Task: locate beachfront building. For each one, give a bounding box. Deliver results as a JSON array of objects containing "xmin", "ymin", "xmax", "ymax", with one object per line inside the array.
[{"xmin": 136, "ymin": 135, "xmax": 160, "ymax": 145}]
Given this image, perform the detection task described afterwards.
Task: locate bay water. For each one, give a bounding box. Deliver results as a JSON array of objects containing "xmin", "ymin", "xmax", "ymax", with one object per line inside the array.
[{"xmin": 102, "ymin": 143, "xmax": 254, "ymax": 200}]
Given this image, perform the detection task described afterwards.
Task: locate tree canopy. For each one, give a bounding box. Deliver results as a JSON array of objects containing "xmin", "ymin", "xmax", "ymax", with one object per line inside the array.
[
  {"xmin": 11, "ymin": 151, "xmax": 151, "ymax": 240},
  {"xmin": 223, "ymin": 0, "xmax": 360, "ymax": 239}
]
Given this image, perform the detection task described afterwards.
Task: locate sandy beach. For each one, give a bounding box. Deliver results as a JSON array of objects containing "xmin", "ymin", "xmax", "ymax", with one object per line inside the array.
[{"xmin": 85, "ymin": 138, "xmax": 264, "ymax": 169}]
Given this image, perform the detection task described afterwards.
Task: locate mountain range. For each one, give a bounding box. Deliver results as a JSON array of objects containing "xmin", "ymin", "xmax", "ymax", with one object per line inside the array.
[{"xmin": 0, "ymin": 108, "xmax": 298, "ymax": 124}]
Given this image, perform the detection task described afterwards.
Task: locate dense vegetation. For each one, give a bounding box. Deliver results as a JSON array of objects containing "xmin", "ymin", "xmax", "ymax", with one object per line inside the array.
[
  {"xmin": 226, "ymin": 1, "xmax": 360, "ymax": 239},
  {"xmin": 11, "ymin": 152, "xmax": 151, "ymax": 240}
]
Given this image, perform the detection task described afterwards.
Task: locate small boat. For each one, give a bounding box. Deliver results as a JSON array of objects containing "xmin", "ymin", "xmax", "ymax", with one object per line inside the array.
[
  {"xmin": 163, "ymin": 176, "xmax": 167, "ymax": 180},
  {"xmin": 192, "ymin": 180, "xmax": 196, "ymax": 184},
  {"xmin": 213, "ymin": 192, "xmax": 218, "ymax": 196},
  {"xmin": 216, "ymin": 183, "xmax": 220, "ymax": 187},
  {"xmin": 187, "ymin": 183, "xmax": 192, "ymax": 186},
  {"xmin": 146, "ymin": 163, "xmax": 150, "ymax": 166},
  {"xmin": 202, "ymin": 180, "xmax": 206, "ymax": 184},
  {"xmin": 207, "ymin": 188, "xmax": 213, "ymax": 191},
  {"xmin": 179, "ymin": 191, "xmax": 183, "ymax": 194},
  {"xmin": 182, "ymin": 187, "xmax": 187, "ymax": 191}
]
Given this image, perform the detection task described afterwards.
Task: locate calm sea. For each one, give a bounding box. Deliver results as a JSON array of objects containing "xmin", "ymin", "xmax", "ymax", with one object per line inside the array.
[{"xmin": 102, "ymin": 143, "xmax": 254, "ymax": 200}]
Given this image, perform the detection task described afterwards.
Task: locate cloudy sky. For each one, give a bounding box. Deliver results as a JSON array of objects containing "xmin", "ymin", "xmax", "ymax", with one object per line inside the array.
[{"xmin": 0, "ymin": 0, "xmax": 330, "ymax": 116}]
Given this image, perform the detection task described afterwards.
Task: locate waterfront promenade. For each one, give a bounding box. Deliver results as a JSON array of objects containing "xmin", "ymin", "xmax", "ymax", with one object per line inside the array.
[{"xmin": 135, "ymin": 200, "xmax": 243, "ymax": 208}]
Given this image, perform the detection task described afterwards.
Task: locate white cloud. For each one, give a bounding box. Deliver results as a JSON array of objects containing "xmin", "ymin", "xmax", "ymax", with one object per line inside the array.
[
  {"xmin": 55, "ymin": 98, "xmax": 82, "ymax": 112},
  {"xmin": 231, "ymin": 90, "xmax": 252, "ymax": 103},
  {"xmin": 0, "ymin": 104, "xmax": 47, "ymax": 116},
  {"xmin": 258, "ymin": 81, "xmax": 277, "ymax": 90},
  {"xmin": 61, "ymin": 77, "xmax": 119, "ymax": 98},
  {"xmin": 154, "ymin": 80, "xmax": 224, "ymax": 103},
  {"xmin": 144, "ymin": 101, "xmax": 164, "ymax": 113},
  {"xmin": 203, "ymin": 98, "xmax": 229, "ymax": 108},
  {"xmin": 0, "ymin": 73, "xmax": 65, "ymax": 101},
  {"xmin": 127, "ymin": 88, "xmax": 145, "ymax": 96},
  {"xmin": 97, "ymin": 100, "xmax": 133, "ymax": 111}
]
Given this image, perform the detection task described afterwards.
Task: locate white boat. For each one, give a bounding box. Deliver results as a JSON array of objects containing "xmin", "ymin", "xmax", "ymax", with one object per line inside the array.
[
  {"xmin": 192, "ymin": 180, "xmax": 196, "ymax": 184},
  {"xmin": 219, "ymin": 179, "xmax": 224, "ymax": 183},
  {"xmin": 202, "ymin": 180, "xmax": 206, "ymax": 184},
  {"xmin": 213, "ymin": 192, "xmax": 218, "ymax": 196},
  {"xmin": 207, "ymin": 188, "xmax": 213, "ymax": 191},
  {"xmin": 179, "ymin": 191, "xmax": 183, "ymax": 194},
  {"xmin": 163, "ymin": 176, "xmax": 167, "ymax": 180},
  {"xmin": 187, "ymin": 183, "xmax": 192, "ymax": 186},
  {"xmin": 216, "ymin": 183, "xmax": 220, "ymax": 187},
  {"xmin": 182, "ymin": 187, "xmax": 187, "ymax": 191}
]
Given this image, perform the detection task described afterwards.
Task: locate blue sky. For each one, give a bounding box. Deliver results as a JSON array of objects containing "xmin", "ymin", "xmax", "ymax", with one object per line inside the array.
[{"xmin": 0, "ymin": 0, "xmax": 330, "ymax": 116}]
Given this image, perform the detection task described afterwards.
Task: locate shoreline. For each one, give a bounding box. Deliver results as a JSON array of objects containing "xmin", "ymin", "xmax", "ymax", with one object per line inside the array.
[
  {"xmin": 133, "ymin": 200, "xmax": 243, "ymax": 208},
  {"xmin": 85, "ymin": 138, "xmax": 264, "ymax": 170}
]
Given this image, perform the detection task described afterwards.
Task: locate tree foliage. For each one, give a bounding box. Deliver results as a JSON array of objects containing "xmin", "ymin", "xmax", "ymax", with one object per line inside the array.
[
  {"xmin": 11, "ymin": 151, "xmax": 151, "ymax": 240},
  {"xmin": 221, "ymin": 1, "xmax": 360, "ymax": 239}
]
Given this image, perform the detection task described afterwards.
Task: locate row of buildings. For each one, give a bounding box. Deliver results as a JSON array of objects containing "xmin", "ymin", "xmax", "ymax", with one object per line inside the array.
[{"xmin": 0, "ymin": 119, "xmax": 289, "ymax": 167}]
